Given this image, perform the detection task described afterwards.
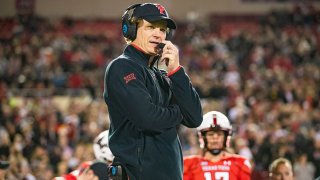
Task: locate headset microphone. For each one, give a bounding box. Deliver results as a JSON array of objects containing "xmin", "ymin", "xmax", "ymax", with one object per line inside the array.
[
  {"xmin": 155, "ymin": 43, "xmax": 169, "ymax": 66},
  {"xmin": 155, "ymin": 43, "xmax": 165, "ymax": 55}
]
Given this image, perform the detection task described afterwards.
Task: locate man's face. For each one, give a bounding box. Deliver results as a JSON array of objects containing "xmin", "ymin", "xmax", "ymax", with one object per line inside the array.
[
  {"xmin": 271, "ymin": 164, "xmax": 294, "ymax": 180},
  {"xmin": 132, "ymin": 19, "xmax": 167, "ymax": 55},
  {"xmin": 205, "ymin": 130, "xmax": 225, "ymax": 150}
]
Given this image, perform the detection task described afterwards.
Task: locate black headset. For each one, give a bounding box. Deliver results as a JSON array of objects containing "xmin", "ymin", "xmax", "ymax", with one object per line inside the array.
[{"xmin": 121, "ymin": 3, "xmax": 174, "ymax": 41}]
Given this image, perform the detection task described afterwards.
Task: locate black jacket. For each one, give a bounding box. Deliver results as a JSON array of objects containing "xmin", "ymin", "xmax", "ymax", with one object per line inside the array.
[{"xmin": 103, "ymin": 45, "xmax": 202, "ymax": 180}]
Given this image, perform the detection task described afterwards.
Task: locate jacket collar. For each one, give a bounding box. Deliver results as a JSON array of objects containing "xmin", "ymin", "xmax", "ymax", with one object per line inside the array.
[{"xmin": 123, "ymin": 45, "xmax": 151, "ymax": 67}]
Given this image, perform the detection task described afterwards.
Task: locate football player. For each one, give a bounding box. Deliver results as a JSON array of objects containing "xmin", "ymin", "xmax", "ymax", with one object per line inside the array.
[
  {"xmin": 54, "ymin": 130, "xmax": 113, "ymax": 180},
  {"xmin": 183, "ymin": 111, "xmax": 252, "ymax": 180}
]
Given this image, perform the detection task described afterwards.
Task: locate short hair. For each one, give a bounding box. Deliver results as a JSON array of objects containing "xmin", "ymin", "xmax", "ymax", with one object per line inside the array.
[{"xmin": 269, "ymin": 157, "xmax": 293, "ymax": 174}]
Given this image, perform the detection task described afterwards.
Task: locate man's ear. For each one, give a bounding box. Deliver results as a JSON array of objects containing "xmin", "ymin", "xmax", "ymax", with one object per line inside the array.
[{"xmin": 226, "ymin": 136, "xmax": 231, "ymax": 148}]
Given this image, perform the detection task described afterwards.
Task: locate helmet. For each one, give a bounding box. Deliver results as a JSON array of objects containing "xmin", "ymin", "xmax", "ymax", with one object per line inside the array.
[
  {"xmin": 197, "ymin": 111, "xmax": 232, "ymax": 135},
  {"xmin": 93, "ymin": 130, "xmax": 114, "ymax": 162},
  {"xmin": 197, "ymin": 111, "xmax": 232, "ymax": 154}
]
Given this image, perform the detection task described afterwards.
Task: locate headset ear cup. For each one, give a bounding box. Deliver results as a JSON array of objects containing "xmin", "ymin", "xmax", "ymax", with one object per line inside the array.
[
  {"xmin": 122, "ymin": 14, "xmax": 137, "ymax": 41},
  {"xmin": 122, "ymin": 14, "xmax": 130, "ymax": 38},
  {"xmin": 127, "ymin": 21, "xmax": 137, "ymax": 41},
  {"xmin": 122, "ymin": 3, "xmax": 141, "ymax": 41}
]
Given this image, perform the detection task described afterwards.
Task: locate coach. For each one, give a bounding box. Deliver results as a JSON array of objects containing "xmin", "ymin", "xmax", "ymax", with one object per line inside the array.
[{"xmin": 103, "ymin": 3, "xmax": 202, "ymax": 180}]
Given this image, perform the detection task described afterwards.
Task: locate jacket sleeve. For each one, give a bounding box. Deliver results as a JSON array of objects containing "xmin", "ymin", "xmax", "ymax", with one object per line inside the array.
[
  {"xmin": 168, "ymin": 67, "xmax": 203, "ymax": 128},
  {"xmin": 105, "ymin": 59, "xmax": 182, "ymax": 133}
]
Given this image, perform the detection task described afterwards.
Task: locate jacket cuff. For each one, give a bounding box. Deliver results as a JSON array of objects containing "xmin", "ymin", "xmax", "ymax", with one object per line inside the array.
[{"xmin": 168, "ymin": 66, "xmax": 182, "ymax": 76}]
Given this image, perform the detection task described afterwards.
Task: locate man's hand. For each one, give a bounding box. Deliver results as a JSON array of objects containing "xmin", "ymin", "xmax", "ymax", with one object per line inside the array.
[{"xmin": 161, "ymin": 41, "xmax": 180, "ymax": 73}]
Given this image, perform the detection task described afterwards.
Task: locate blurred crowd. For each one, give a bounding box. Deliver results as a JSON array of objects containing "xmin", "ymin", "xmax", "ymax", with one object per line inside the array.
[{"xmin": 0, "ymin": 4, "xmax": 320, "ymax": 180}]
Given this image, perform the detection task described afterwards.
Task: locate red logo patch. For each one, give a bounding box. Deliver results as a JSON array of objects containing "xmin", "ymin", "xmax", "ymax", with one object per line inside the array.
[
  {"xmin": 156, "ymin": 4, "xmax": 166, "ymax": 15},
  {"xmin": 124, "ymin": 73, "xmax": 136, "ymax": 84},
  {"xmin": 213, "ymin": 115, "xmax": 217, "ymax": 125}
]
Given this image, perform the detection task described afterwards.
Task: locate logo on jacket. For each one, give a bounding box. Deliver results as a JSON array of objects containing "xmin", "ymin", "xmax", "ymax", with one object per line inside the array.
[{"xmin": 124, "ymin": 73, "xmax": 136, "ymax": 84}]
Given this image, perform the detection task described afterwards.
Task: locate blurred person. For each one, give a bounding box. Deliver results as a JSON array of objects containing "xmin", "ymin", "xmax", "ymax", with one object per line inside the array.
[
  {"xmin": 20, "ymin": 158, "xmax": 36, "ymax": 180},
  {"xmin": 103, "ymin": 3, "xmax": 202, "ymax": 180},
  {"xmin": 30, "ymin": 145, "xmax": 51, "ymax": 179},
  {"xmin": 183, "ymin": 111, "xmax": 251, "ymax": 180},
  {"xmin": 53, "ymin": 130, "xmax": 113, "ymax": 180},
  {"xmin": 57, "ymin": 161, "xmax": 69, "ymax": 177},
  {"xmin": 0, "ymin": 129, "xmax": 10, "ymax": 160},
  {"xmin": 0, "ymin": 160, "xmax": 9, "ymax": 180},
  {"xmin": 313, "ymin": 132, "xmax": 320, "ymax": 178},
  {"xmin": 293, "ymin": 153, "xmax": 315, "ymax": 180},
  {"xmin": 228, "ymin": 96, "xmax": 249, "ymax": 123},
  {"xmin": 234, "ymin": 137, "xmax": 253, "ymax": 163},
  {"xmin": 269, "ymin": 157, "xmax": 294, "ymax": 180}
]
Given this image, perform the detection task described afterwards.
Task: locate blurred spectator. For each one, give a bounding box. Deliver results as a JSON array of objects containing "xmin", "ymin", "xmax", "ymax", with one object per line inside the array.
[
  {"xmin": 269, "ymin": 157, "xmax": 294, "ymax": 180},
  {"xmin": 313, "ymin": 133, "xmax": 320, "ymax": 177},
  {"xmin": 0, "ymin": 160, "xmax": 10, "ymax": 180},
  {"xmin": 234, "ymin": 137, "xmax": 253, "ymax": 163},
  {"xmin": 293, "ymin": 153, "xmax": 315, "ymax": 180}
]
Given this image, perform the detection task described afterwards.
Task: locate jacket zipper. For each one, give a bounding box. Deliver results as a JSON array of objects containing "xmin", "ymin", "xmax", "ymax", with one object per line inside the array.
[{"xmin": 147, "ymin": 68, "xmax": 163, "ymax": 105}]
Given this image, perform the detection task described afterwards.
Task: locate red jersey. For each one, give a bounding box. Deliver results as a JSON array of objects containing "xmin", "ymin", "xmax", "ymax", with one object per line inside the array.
[
  {"xmin": 184, "ymin": 154, "xmax": 251, "ymax": 180},
  {"xmin": 53, "ymin": 161, "xmax": 92, "ymax": 180}
]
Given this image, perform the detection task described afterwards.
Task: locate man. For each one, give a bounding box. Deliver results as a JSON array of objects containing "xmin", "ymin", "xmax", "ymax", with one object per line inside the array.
[
  {"xmin": 183, "ymin": 111, "xmax": 251, "ymax": 180},
  {"xmin": 103, "ymin": 3, "xmax": 203, "ymax": 180},
  {"xmin": 269, "ymin": 157, "xmax": 294, "ymax": 180}
]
